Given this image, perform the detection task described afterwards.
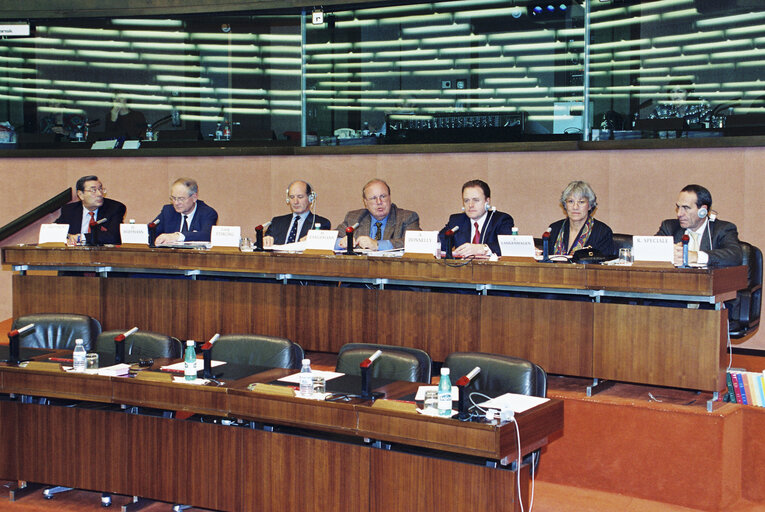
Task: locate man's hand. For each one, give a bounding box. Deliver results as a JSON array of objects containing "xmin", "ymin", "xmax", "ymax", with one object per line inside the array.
[
  {"xmin": 673, "ymin": 242, "xmax": 698, "ymax": 266},
  {"xmin": 453, "ymin": 242, "xmax": 490, "ymax": 258},
  {"xmin": 155, "ymin": 232, "xmax": 182, "ymax": 245},
  {"xmin": 263, "ymin": 235, "xmax": 274, "ymax": 248},
  {"xmin": 356, "ymin": 235, "xmax": 378, "ymax": 250}
]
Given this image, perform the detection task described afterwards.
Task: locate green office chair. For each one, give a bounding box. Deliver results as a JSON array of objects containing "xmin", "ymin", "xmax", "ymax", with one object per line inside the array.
[
  {"xmin": 210, "ymin": 334, "xmax": 304, "ymax": 369},
  {"xmin": 336, "ymin": 343, "xmax": 432, "ymax": 383},
  {"xmin": 95, "ymin": 330, "xmax": 182, "ymax": 362},
  {"xmin": 13, "ymin": 313, "xmax": 101, "ymax": 351}
]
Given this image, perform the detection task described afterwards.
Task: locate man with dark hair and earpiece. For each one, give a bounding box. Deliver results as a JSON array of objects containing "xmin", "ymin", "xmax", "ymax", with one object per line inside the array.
[
  {"xmin": 437, "ymin": 179, "xmax": 514, "ymax": 257},
  {"xmin": 55, "ymin": 175, "xmax": 126, "ymax": 245},
  {"xmin": 264, "ymin": 180, "xmax": 331, "ymax": 247},
  {"xmin": 657, "ymin": 184, "xmax": 742, "ymax": 267}
]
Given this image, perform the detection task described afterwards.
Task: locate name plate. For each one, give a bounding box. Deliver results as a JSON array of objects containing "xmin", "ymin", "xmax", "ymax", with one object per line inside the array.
[
  {"xmin": 211, "ymin": 225, "xmax": 241, "ymax": 247},
  {"xmin": 633, "ymin": 235, "xmax": 673, "ymax": 262},
  {"xmin": 120, "ymin": 223, "xmax": 149, "ymax": 245},
  {"xmin": 498, "ymin": 235, "xmax": 535, "ymax": 257},
  {"xmin": 38, "ymin": 223, "xmax": 69, "ymax": 245},
  {"xmin": 305, "ymin": 230, "xmax": 337, "ymax": 252},
  {"xmin": 404, "ymin": 230, "xmax": 439, "ymax": 256}
]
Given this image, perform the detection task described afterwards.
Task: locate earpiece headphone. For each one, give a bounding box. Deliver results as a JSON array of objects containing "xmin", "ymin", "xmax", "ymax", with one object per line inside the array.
[
  {"xmin": 697, "ymin": 206, "xmax": 708, "ymax": 219},
  {"xmin": 286, "ymin": 181, "xmax": 316, "ymax": 204}
]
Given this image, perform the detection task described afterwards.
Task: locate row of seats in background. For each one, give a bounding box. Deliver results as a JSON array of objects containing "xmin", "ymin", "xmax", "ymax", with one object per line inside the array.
[{"xmin": 10, "ymin": 313, "xmax": 547, "ymax": 397}]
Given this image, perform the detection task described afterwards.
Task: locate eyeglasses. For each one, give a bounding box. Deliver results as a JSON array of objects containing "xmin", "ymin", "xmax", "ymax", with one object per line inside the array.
[
  {"xmin": 84, "ymin": 187, "xmax": 105, "ymax": 194},
  {"xmin": 170, "ymin": 195, "xmax": 192, "ymax": 203},
  {"xmin": 365, "ymin": 193, "xmax": 388, "ymax": 203}
]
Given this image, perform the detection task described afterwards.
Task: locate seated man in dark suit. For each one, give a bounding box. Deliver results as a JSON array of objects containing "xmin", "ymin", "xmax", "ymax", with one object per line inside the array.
[
  {"xmin": 438, "ymin": 179, "xmax": 514, "ymax": 257},
  {"xmin": 264, "ymin": 180, "xmax": 331, "ymax": 247},
  {"xmin": 55, "ymin": 175, "xmax": 126, "ymax": 245},
  {"xmin": 657, "ymin": 184, "xmax": 742, "ymax": 267},
  {"xmin": 154, "ymin": 177, "xmax": 218, "ymax": 244},
  {"xmin": 337, "ymin": 178, "xmax": 420, "ymax": 251}
]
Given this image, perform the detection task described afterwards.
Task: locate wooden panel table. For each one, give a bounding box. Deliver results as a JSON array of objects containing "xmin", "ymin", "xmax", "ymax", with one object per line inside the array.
[
  {"xmin": 0, "ymin": 363, "xmax": 563, "ymax": 512},
  {"xmin": 2, "ymin": 245, "xmax": 747, "ymax": 392}
]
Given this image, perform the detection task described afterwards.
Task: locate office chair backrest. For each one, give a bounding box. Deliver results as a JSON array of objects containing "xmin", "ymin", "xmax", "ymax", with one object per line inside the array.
[
  {"xmin": 211, "ymin": 334, "xmax": 304, "ymax": 370},
  {"xmin": 612, "ymin": 233, "xmax": 633, "ymax": 253},
  {"xmin": 13, "ymin": 313, "xmax": 101, "ymax": 351},
  {"xmin": 336, "ymin": 343, "xmax": 432, "ymax": 383},
  {"xmin": 95, "ymin": 330, "xmax": 182, "ymax": 362},
  {"xmin": 729, "ymin": 241, "xmax": 762, "ymax": 338},
  {"xmin": 444, "ymin": 352, "xmax": 547, "ymax": 397}
]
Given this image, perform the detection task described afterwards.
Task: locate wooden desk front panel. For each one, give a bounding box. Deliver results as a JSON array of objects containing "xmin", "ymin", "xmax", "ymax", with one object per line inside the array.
[
  {"xmin": 0, "ymin": 401, "xmax": 17, "ymax": 480},
  {"xmin": 12, "ymin": 275, "xmax": 102, "ymax": 321},
  {"xmin": 593, "ymin": 303, "xmax": 726, "ymax": 391},
  {"xmin": 1, "ymin": 367, "xmax": 113, "ymax": 403},
  {"xmin": 371, "ymin": 449, "xmax": 524, "ymax": 512},
  {"xmin": 112, "ymin": 378, "xmax": 229, "ymax": 416}
]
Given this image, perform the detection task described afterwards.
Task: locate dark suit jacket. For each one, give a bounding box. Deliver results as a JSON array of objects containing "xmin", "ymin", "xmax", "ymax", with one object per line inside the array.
[
  {"xmin": 266, "ymin": 212, "xmax": 331, "ymax": 244},
  {"xmin": 154, "ymin": 200, "xmax": 218, "ymax": 242},
  {"xmin": 55, "ymin": 197, "xmax": 126, "ymax": 245},
  {"xmin": 438, "ymin": 210, "xmax": 514, "ymax": 255},
  {"xmin": 548, "ymin": 217, "xmax": 615, "ymax": 257},
  {"xmin": 657, "ymin": 218, "xmax": 743, "ymax": 267},
  {"xmin": 336, "ymin": 203, "xmax": 420, "ymax": 250}
]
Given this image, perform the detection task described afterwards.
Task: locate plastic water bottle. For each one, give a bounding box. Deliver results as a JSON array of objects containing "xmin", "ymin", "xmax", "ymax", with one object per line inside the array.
[
  {"xmin": 184, "ymin": 340, "xmax": 197, "ymax": 381},
  {"xmin": 512, "ymin": 227, "xmax": 519, "ymax": 235},
  {"xmin": 438, "ymin": 367, "xmax": 452, "ymax": 417},
  {"xmin": 72, "ymin": 338, "xmax": 86, "ymax": 372},
  {"xmin": 299, "ymin": 358, "xmax": 313, "ymax": 397}
]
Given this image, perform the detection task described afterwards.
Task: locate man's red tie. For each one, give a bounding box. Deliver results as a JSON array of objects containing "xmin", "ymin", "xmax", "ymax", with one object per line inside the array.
[
  {"xmin": 472, "ymin": 221, "xmax": 480, "ymax": 244},
  {"xmin": 87, "ymin": 212, "xmax": 95, "ymax": 233}
]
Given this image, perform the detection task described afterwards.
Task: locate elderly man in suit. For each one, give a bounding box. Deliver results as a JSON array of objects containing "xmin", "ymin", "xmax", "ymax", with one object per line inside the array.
[
  {"xmin": 337, "ymin": 178, "xmax": 420, "ymax": 251},
  {"xmin": 56, "ymin": 175, "xmax": 126, "ymax": 245},
  {"xmin": 154, "ymin": 177, "xmax": 218, "ymax": 245},
  {"xmin": 656, "ymin": 184, "xmax": 742, "ymax": 267},
  {"xmin": 264, "ymin": 180, "xmax": 331, "ymax": 247}
]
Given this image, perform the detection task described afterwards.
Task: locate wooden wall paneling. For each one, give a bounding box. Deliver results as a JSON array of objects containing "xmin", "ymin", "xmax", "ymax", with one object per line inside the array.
[
  {"xmin": 16, "ymin": 405, "xmax": 129, "ymax": 493},
  {"xmin": 196, "ymin": 280, "xmax": 280, "ymax": 338},
  {"xmin": 101, "ymin": 276, "xmax": 190, "ymax": 340},
  {"xmin": 415, "ymin": 290, "xmax": 482, "ymax": 362},
  {"xmin": 124, "ymin": 414, "xmax": 243, "ymax": 510},
  {"xmin": 593, "ymin": 303, "xmax": 726, "ymax": 391},
  {"xmin": 0, "ymin": 401, "xmax": 17, "ymax": 480},
  {"xmin": 243, "ymin": 429, "xmax": 371, "ymax": 512},
  {"xmin": 12, "ymin": 275, "xmax": 102, "ymax": 320},
  {"xmin": 480, "ymin": 295, "xmax": 594, "ymax": 377},
  {"xmin": 370, "ymin": 449, "xmax": 526, "ymax": 512},
  {"xmin": 375, "ymin": 288, "xmax": 433, "ymax": 354},
  {"xmin": 288, "ymin": 283, "xmax": 377, "ymax": 352}
]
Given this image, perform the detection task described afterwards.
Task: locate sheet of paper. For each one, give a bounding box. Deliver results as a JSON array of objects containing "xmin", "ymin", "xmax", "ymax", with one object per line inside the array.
[
  {"xmin": 498, "ymin": 235, "xmax": 536, "ymax": 257},
  {"xmin": 156, "ymin": 241, "xmax": 212, "ymax": 249},
  {"xmin": 120, "ymin": 223, "xmax": 149, "ymax": 245},
  {"xmin": 305, "ymin": 230, "xmax": 338, "ymax": 251},
  {"xmin": 478, "ymin": 392, "xmax": 549, "ymax": 413},
  {"xmin": 633, "ymin": 235, "xmax": 673, "ymax": 262},
  {"xmin": 404, "ymin": 230, "xmax": 439, "ymax": 256},
  {"xmin": 160, "ymin": 360, "xmax": 225, "ymax": 373},
  {"xmin": 415, "ymin": 385, "xmax": 459, "ymax": 401},
  {"xmin": 172, "ymin": 377, "xmax": 211, "ymax": 385},
  {"xmin": 38, "ymin": 223, "xmax": 69, "ymax": 244},
  {"xmin": 271, "ymin": 241, "xmax": 307, "ymax": 252},
  {"xmin": 211, "ymin": 225, "xmax": 241, "ymax": 247},
  {"xmin": 277, "ymin": 370, "xmax": 344, "ymax": 383}
]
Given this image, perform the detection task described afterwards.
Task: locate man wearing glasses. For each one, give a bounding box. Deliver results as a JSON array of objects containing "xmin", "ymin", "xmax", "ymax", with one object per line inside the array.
[
  {"xmin": 56, "ymin": 175, "xmax": 126, "ymax": 245},
  {"xmin": 153, "ymin": 177, "xmax": 218, "ymax": 245},
  {"xmin": 336, "ymin": 178, "xmax": 420, "ymax": 251}
]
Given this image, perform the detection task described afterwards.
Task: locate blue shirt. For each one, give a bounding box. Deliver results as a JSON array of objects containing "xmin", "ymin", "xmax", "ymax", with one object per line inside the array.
[{"xmin": 370, "ymin": 215, "xmax": 393, "ymax": 251}]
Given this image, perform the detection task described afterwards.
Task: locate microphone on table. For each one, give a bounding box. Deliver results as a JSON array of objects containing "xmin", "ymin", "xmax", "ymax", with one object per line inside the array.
[
  {"xmin": 201, "ymin": 333, "xmax": 219, "ymax": 379},
  {"xmin": 148, "ymin": 218, "xmax": 160, "ymax": 247},
  {"xmin": 345, "ymin": 222, "xmax": 359, "ymax": 256},
  {"xmin": 114, "ymin": 327, "xmax": 138, "ymax": 364},
  {"xmin": 541, "ymin": 227, "xmax": 552, "ymax": 263},
  {"xmin": 681, "ymin": 233, "xmax": 690, "ymax": 268},
  {"xmin": 88, "ymin": 217, "xmax": 107, "ymax": 246},
  {"xmin": 360, "ymin": 349, "xmax": 384, "ymax": 400},
  {"xmin": 444, "ymin": 225, "xmax": 459, "ymax": 259},
  {"xmin": 254, "ymin": 221, "xmax": 272, "ymax": 252},
  {"xmin": 456, "ymin": 366, "xmax": 481, "ymax": 420},
  {"xmin": 7, "ymin": 323, "xmax": 34, "ymax": 365}
]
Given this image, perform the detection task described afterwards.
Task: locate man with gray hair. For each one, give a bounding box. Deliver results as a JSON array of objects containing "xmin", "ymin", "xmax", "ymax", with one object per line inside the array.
[
  {"xmin": 153, "ymin": 177, "xmax": 218, "ymax": 245},
  {"xmin": 337, "ymin": 178, "xmax": 420, "ymax": 251}
]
